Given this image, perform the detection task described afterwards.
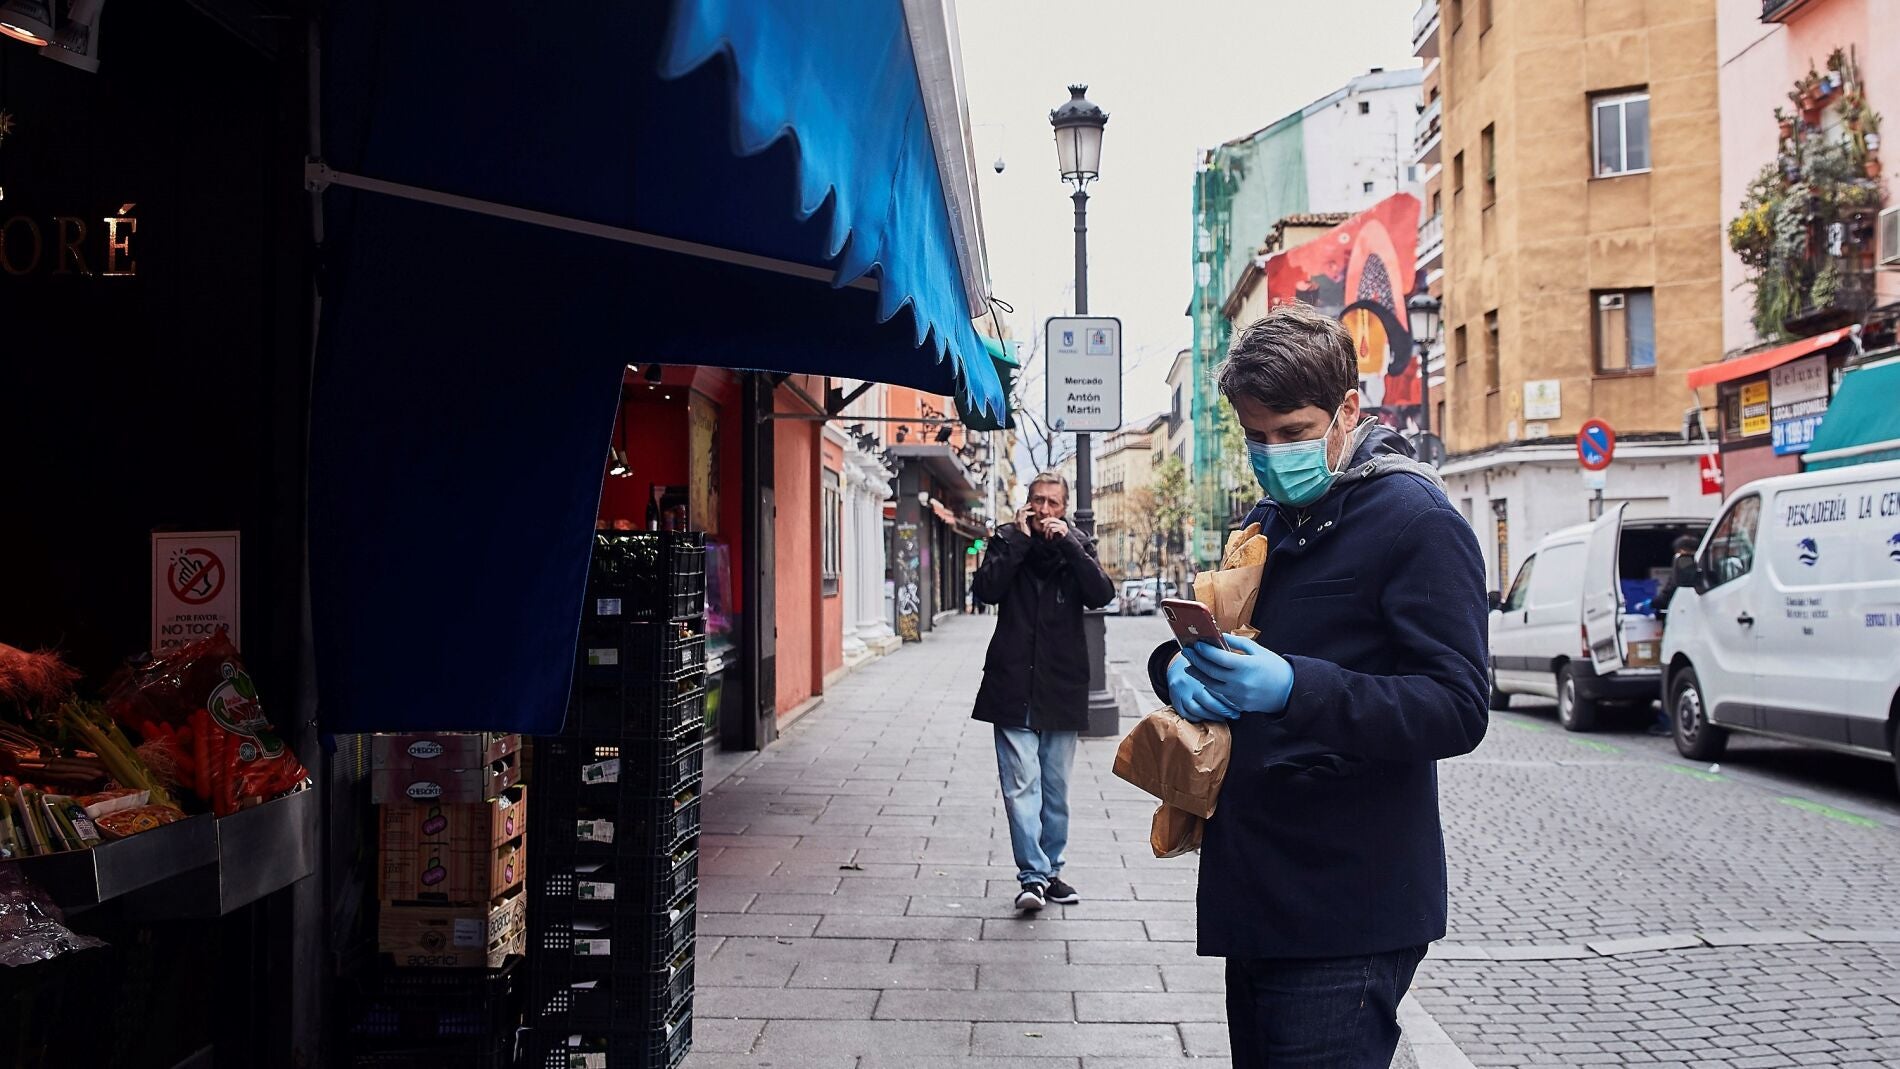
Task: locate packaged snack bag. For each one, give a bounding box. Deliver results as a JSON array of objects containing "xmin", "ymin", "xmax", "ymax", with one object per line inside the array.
[{"xmin": 106, "ymin": 632, "xmax": 308, "ymax": 816}]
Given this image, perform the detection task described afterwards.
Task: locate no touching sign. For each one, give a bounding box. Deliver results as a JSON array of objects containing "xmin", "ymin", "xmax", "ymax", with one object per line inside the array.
[{"xmin": 152, "ymin": 530, "xmax": 241, "ymax": 653}]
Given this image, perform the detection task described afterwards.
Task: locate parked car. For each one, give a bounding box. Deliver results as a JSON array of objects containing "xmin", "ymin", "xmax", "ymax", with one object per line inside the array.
[
  {"xmin": 1661, "ymin": 460, "xmax": 1900, "ymax": 787},
  {"xmin": 1118, "ymin": 577, "xmax": 1177, "ymax": 616},
  {"xmin": 1120, "ymin": 578, "xmax": 1157, "ymax": 615},
  {"xmin": 1489, "ymin": 507, "xmax": 1710, "ymax": 730}
]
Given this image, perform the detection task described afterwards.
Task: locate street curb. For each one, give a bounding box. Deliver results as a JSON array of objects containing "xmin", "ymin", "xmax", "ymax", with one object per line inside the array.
[{"xmin": 1398, "ymin": 993, "xmax": 1478, "ymax": 1069}]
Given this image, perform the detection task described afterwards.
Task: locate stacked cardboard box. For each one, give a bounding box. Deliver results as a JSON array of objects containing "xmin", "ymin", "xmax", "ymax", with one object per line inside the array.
[{"xmin": 374, "ymin": 732, "xmax": 528, "ymax": 967}]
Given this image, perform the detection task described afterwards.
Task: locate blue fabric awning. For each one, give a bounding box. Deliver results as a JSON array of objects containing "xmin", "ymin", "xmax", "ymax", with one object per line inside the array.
[{"xmin": 310, "ymin": 1, "xmax": 1000, "ymax": 733}]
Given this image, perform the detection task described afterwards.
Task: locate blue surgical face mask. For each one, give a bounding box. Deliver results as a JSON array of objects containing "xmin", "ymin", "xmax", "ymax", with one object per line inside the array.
[{"xmin": 1244, "ymin": 409, "xmax": 1344, "ymax": 507}]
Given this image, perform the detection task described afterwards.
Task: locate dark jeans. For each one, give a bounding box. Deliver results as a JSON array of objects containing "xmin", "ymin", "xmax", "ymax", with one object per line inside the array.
[{"xmin": 1225, "ymin": 945, "xmax": 1426, "ymax": 1068}]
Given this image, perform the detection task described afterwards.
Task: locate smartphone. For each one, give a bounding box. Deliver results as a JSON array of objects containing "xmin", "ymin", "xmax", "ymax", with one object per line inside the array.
[{"xmin": 1161, "ymin": 598, "xmax": 1231, "ymax": 651}]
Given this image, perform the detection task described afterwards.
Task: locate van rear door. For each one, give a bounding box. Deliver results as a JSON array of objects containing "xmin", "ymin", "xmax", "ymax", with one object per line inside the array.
[{"xmin": 1582, "ymin": 503, "xmax": 1627, "ymax": 674}]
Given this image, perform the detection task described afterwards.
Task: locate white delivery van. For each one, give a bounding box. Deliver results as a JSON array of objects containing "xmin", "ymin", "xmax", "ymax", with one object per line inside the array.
[
  {"xmin": 1489, "ymin": 507, "xmax": 1709, "ymax": 731},
  {"xmin": 1662, "ymin": 460, "xmax": 1900, "ymax": 787}
]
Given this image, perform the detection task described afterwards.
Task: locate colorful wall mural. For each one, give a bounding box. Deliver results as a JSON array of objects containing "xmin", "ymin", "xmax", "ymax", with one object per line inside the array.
[{"xmin": 1263, "ymin": 193, "xmax": 1424, "ymax": 431}]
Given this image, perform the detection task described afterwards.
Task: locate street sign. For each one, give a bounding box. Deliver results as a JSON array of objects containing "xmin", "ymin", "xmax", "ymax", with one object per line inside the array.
[
  {"xmin": 1582, "ymin": 467, "xmax": 1607, "ymax": 492},
  {"xmin": 1044, "ymin": 316, "xmax": 1122, "ymax": 433},
  {"xmin": 1698, "ymin": 453, "xmax": 1724, "ymax": 497},
  {"xmin": 1576, "ymin": 418, "xmax": 1615, "ymax": 471}
]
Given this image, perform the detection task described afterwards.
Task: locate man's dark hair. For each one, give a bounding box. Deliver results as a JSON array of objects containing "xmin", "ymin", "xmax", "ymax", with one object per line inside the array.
[
  {"xmin": 1673, "ymin": 535, "xmax": 1700, "ymax": 554},
  {"xmin": 1216, "ymin": 302, "xmax": 1359, "ymax": 413}
]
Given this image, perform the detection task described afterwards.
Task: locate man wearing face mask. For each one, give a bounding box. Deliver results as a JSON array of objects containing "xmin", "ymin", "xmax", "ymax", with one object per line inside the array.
[
  {"xmin": 1146, "ymin": 303, "xmax": 1489, "ymax": 1068},
  {"xmin": 972, "ymin": 472, "xmax": 1118, "ymax": 912}
]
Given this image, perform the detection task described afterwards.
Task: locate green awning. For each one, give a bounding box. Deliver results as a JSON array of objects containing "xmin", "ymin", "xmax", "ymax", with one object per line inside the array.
[
  {"xmin": 1803, "ymin": 358, "xmax": 1900, "ymax": 470},
  {"xmin": 958, "ymin": 337, "xmax": 1020, "ymax": 431}
]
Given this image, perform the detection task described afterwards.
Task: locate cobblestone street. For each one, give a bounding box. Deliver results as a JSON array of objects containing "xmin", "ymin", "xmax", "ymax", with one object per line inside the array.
[{"xmin": 683, "ymin": 613, "xmax": 1900, "ymax": 1068}]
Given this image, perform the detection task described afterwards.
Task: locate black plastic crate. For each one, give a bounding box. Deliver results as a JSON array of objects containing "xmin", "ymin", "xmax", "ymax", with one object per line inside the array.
[
  {"xmin": 531, "ymin": 783, "xmax": 701, "ymax": 860},
  {"xmin": 579, "ymin": 623, "xmax": 706, "ymax": 689},
  {"xmin": 525, "ymin": 1003, "xmax": 693, "ymax": 1069},
  {"xmin": 350, "ymin": 1040, "xmax": 515, "ymax": 1069},
  {"xmin": 533, "ymin": 843, "xmax": 699, "ymax": 915},
  {"xmin": 587, "ymin": 532, "xmax": 707, "ymax": 623},
  {"xmin": 567, "ymin": 675, "xmax": 706, "ymax": 741},
  {"xmin": 529, "ymin": 899, "xmax": 697, "ymax": 973},
  {"xmin": 532, "ymin": 952, "xmax": 693, "ymax": 1033},
  {"xmin": 346, "ymin": 957, "xmax": 523, "ymax": 1044},
  {"xmin": 537, "ymin": 733, "xmax": 704, "ymax": 805}
]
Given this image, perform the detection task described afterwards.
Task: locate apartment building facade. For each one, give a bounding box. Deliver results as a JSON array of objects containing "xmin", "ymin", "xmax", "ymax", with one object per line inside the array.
[{"xmin": 1428, "ymin": 0, "xmax": 1726, "ymax": 593}]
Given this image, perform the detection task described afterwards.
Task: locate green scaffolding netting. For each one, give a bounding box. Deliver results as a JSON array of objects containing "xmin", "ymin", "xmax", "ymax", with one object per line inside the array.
[{"xmin": 1189, "ymin": 113, "xmax": 1310, "ymax": 562}]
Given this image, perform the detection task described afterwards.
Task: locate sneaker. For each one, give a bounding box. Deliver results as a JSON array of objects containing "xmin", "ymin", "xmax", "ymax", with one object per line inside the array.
[
  {"xmin": 1045, "ymin": 877, "xmax": 1080, "ymax": 905},
  {"xmin": 1014, "ymin": 883, "xmax": 1047, "ymax": 912}
]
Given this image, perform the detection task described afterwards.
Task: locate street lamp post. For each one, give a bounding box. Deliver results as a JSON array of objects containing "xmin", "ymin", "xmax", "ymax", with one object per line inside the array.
[
  {"xmin": 1406, "ymin": 292, "xmax": 1442, "ymax": 438},
  {"xmin": 1406, "ymin": 292, "xmax": 1446, "ymax": 467},
  {"xmin": 1051, "ymin": 84, "xmax": 1119, "ymax": 737}
]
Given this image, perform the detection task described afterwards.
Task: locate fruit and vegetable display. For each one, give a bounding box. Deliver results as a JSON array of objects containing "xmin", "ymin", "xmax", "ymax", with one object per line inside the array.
[{"xmin": 0, "ymin": 632, "xmax": 309, "ymax": 859}]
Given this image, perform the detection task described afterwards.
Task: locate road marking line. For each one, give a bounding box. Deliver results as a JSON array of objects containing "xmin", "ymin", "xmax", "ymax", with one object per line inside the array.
[
  {"xmin": 1498, "ymin": 718, "xmax": 1547, "ymax": 732},
  {"xmin": 1663, "ymin": 765, "xmax": 1726, "ymax": 783},
  {"xmin": 1567, "ymin": 739, "xmax": 1620, "ymax": 754},
  {"xmin": 1399, "ymin": 993, "xmax": 1479, "ymax": 1069},
  {"xmin": 1778, "ymin": 797, "xmax": 1881, "ymax": 827}
]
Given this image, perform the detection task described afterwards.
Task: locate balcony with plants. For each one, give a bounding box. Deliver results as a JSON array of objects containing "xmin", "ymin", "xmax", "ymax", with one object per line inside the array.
[{"xmin": 1728, "ymin": 47, "xmax": 1885, "ymax": 341}]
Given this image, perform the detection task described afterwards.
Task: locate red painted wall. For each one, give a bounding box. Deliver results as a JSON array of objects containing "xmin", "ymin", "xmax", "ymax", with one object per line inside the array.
[
  {"xmin": 773, "ymin": 381, "xmax": 819, "ymax": 715},
  {"xmin": 820, "ymin": 434, "xmax": 846, "ymax": 678},
  {"xmin": 598, "ymin": 387, "xmax": 689, "ymax": 528}
]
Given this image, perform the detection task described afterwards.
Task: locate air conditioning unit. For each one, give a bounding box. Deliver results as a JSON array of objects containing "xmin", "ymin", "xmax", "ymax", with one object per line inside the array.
[
  {"xmin": 1880, "ymin": 206, "xmax": 1900, "ymax": 268},
  {"xmin": 1597, "ymin": 293, "xmax": 1626, "ymax": 311}
]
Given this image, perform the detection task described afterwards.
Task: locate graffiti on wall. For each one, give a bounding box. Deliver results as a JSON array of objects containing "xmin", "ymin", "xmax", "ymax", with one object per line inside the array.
[
  {"xmin": 893, "ymin": 523, "xmax": 922, "ymax": 642},
  {"xmin": 1264, "ymin": 193, "xmax": 1424, "ymax": 431}
]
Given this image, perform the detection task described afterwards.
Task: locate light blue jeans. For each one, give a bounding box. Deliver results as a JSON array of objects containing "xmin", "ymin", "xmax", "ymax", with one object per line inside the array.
[{"xmin": 993, "ymin": 725, "xmax": 1077, "ymax": 888}]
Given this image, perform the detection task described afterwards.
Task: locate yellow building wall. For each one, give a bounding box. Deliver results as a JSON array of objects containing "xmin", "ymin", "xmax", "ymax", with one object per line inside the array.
[{"xmin": 1439, "ymin": 0, "xmax": 1724, "ymax": 454}]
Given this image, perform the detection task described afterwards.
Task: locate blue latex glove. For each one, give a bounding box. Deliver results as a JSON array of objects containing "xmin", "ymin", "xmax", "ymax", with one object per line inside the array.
[
  {"xmin": 1178, "ymin": 634, "xmax": 1295, "ymax": 715},
  {"xmin": 1166, "ymin": 651, "xmax": 1240, "ymax": 723}
]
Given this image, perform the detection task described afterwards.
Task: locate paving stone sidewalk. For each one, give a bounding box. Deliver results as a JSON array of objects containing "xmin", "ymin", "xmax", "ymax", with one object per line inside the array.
[{"xmin": 682, "ymin": 615, "xmax": 1246, "ymax": 1068}]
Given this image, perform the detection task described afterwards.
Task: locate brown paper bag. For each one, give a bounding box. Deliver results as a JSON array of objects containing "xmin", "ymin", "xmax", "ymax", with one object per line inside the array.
[
  {"xmin": 1150, "ymin": 804, "xmax": 1203, "ymax": 858},
  {"xmin": 1112, "ymin": 708, "xmax": 1231, "ymax": 819}
]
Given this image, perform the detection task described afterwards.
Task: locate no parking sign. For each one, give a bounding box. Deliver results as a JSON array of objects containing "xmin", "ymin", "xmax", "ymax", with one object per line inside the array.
[{"xmin": 1576, "ymin": 419, "xmax": 1616, "ymax": 471}]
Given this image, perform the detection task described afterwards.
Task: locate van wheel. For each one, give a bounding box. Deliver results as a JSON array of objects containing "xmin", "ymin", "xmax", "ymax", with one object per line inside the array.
[
  {"xmin": 1671, "ymin": 666, "xmax": 1727, "ymax": 761},
  {"xmin": 1556, "ymin": 666, "xmax": 1598, "ymax": 732},
  {"xmin": 1488, "ymin": 668, "xmax": 1511, "ymax": 712}
]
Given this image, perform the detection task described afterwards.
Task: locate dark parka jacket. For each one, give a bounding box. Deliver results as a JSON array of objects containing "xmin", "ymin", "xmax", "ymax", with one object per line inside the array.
[
  {"xmin": 970, "ymin": 520, "xmax": 1118, "ymax": 731},
  {"xmin": 1145, "ymin": 425, "xmax": 1490, "ymax": 960}
]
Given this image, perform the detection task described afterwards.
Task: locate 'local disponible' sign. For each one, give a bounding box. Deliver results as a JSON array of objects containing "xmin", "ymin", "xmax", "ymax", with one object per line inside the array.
[
  {"xmin": 1044, "ymin": 316, "xmax": 1122, "ymax": 434},
  {"xmin": 1769, "ymin": 354, "xmax": 1830, "ymax": 456}
]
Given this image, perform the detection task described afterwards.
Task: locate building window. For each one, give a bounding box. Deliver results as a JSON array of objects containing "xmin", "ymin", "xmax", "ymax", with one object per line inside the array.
[
  {"xmin": 1453, "ymin": 323, "xmax": 1468, "ymax": 365},
  {"xmin": 1481, "ymin": 125, "xmax": 1497, "ymax": 206},
  {"xmin": 1431, "ymin": 190, "xmax": 1442, "ymax": 216},
  {"xmin": 1452, "ymin": 151, "xmax": 1465, "ymax": 195},
  {"xmin": 1358, "ymin": 100, "xmax": 1371, "ymax": 115},
  {"xmin": 1484, "ymin": 310, "xmax": 1500, "ymax": 392},
  {"xmin": 1363, "ymin": 180, "xmax": 1376, "ymax": 193},
  {"xmin": 1592, "ymin": 91, "xmax": 1650, "ymax": 177},
  {"xmin": 821, "ymin": 468, "xmax": 842, "ymax": 597},
  {"xmin": 1593, "ymin": 289, "xmax": 1656, "ymax": 374},
  {"xmin": 1170, "ymin": 385, "xmax": 1183, "ymax": 427}
]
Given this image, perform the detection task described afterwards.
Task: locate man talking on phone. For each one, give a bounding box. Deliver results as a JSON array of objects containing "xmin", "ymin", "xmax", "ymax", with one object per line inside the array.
[
  {"xmin": 1148, "ymin": 304, "xmax": 1489, "ymax": 1067},
  {"xmin": 972, "ymin": 472, "xmax": 1117, "ymax": 912}
]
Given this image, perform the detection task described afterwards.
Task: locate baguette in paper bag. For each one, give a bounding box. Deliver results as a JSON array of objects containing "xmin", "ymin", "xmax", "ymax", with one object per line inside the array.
[{"xmin": 1192, "ymin": 522, "xmax": 1268, "ymax": 638}]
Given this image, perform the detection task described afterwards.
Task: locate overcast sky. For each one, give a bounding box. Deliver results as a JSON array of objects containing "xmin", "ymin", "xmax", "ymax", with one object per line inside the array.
[{"xmin": 956, "ymin": 0, "xmax": 1421, "ymax": 437}]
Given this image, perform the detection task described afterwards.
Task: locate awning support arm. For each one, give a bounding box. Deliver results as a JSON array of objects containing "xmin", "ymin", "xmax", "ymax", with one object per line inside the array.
[
  {"xmin": 826, "ymin": 381, "xmax": 876, "ymax": 415},
  {"xmin": 303, "ymin": 160, "xmax": 877, "ymax": 293}
]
